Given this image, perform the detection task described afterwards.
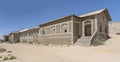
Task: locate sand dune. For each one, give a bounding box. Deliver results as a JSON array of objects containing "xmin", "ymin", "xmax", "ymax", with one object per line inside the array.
[
  {"xmin": 0, "ymin": 34, "xmax": 120, "ymax": 62},
  {"xmin": 109, "ymin": 22, "xmax": 120, "ymax": 34}
]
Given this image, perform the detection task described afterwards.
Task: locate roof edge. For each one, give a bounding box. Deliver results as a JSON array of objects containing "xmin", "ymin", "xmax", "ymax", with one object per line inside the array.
[{"xmin": 38, "ymin": 15, "xmax": 77, "ymax": 26}]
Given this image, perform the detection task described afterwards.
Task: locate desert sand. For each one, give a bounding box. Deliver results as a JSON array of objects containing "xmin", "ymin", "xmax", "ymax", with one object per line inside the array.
[{"xmin": 0, "ymin": 34, "xmax": 120, "ymax": 62}]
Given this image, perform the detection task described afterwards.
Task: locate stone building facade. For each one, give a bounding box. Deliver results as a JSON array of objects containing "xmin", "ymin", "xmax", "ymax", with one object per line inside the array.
[
  {"xmin": 3, "ymin": 35, "xmax": 10, "ymax": 42},
  {"xmin": 3, "ymin": 8, "xmax": 111, "ymax": 46},
  {"xmin": 19, "ymin": 27, "xmax": 39, "ymax": 43}
]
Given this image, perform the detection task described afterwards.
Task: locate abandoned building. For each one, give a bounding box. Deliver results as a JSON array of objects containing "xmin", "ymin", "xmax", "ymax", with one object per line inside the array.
[
  {"xmin": 3, "ymin": 8, "xmax": 111, "ymax": 46},
  {"xmin": 3, "ymin": 35, "xmax": 10, "ymax": 42},
  {"xmin": 19, "ymin": 27, "xmax": 39, "ymax": 43}
]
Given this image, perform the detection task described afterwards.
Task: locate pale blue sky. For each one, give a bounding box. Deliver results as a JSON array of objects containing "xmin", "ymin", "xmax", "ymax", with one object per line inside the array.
[{"xmin": 0, "ymin": 0, "xmax": 120, "ymax": 39}]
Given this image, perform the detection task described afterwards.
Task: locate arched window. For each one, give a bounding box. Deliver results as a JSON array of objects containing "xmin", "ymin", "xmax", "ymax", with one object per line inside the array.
[
  {"xmin": 84, "ymin": 21, "xmax": 91, "ymax": 25},
  {"xmin": 51, "ymin": 26, "xmax": 55, "ymax": 34},
  {"xmin": 61, "ymin": 24, "xmax": 68, "ymax": 33},
  {"xmin": 99, "ymin": 24, "xmax": 102, "ymax": 32}
]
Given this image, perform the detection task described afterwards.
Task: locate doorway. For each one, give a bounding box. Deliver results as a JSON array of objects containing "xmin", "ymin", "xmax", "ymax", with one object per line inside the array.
[{"xmin": 84, "ymin": 21, "xmax": 91, "ymax": 36}]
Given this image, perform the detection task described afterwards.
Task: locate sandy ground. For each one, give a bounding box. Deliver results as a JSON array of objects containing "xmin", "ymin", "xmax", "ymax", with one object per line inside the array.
[{"xmin": 0, "ymin": 34, "xmax": 120, "ymax": 62}]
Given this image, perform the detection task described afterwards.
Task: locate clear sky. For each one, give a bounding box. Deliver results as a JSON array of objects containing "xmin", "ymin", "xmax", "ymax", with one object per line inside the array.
[{"xmin": 0, "ymin": 0, "xmax": 120, "ymax": 39}]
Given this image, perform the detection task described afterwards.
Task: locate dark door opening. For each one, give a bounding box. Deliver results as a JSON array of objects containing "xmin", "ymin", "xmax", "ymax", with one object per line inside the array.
[{"xmin": 84, "ymin": 21, "xmax": 91, "ymax": 36}]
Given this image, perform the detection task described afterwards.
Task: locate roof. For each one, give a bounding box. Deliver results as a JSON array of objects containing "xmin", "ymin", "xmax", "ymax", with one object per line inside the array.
[
  {"xmin": 19, "ymin": 29, "xmax": 29, "ymax": 32},
  {"xmin": 19, "ymin": 27, "xmax": 39, "ymax": 33},
  {"xmin": 32, "ymin": 26, "xmax": 39, "ymax": 29},
  {"xmin": 38, "ymin": 8, "xmax": 111, "ymax": 27},
  {"xmin": 27, "ymin": 27, "xmax": 39, "ymax": 31},
  {"xmin": 3, "ymin": 34, "xmax": 9, "ymax": 36},
  {"xmin": 39, "ymin": 15, "xmax": 79, "ymax": 27},
  {"xmin": 79, "ymin": 8, "xmax": 106, "ymax": 17},
  {"xmin": 79, "ymin": 8, "xmax": 111, "ymax": 21}
]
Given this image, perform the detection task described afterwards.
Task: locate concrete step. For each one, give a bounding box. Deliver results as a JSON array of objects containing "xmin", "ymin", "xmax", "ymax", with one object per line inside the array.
[{"xmin": 75, "ymin": 36, "xmax": 91, "ymax": 46}]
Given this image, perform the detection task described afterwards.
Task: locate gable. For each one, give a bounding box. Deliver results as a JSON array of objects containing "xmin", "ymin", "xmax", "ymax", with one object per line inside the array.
[{"xmin": 79, "ymin": 8, "xmax": 111, "ymax": 21}]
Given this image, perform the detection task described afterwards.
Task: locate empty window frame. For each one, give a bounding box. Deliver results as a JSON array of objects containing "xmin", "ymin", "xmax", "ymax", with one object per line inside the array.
[
  {"xmin": 61, "ymin": 24, "xmax": 68, "ymax": 33},
  {"xmin": 51, "ymin": 26, "xmax": 56, "ymax": 34}
]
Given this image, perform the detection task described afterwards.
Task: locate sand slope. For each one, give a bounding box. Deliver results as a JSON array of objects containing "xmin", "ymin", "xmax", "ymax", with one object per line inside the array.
[
  {"xmin": 109, "ymin": 22, "xmax": 120, "ymax": 34},
  {"xmin": 0, "ymin": 34, "xmax": 120, "ymax": 62}
]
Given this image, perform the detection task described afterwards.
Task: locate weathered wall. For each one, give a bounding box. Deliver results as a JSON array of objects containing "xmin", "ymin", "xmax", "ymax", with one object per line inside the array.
[
  {"xmin": 13, "ymin": 33, "xmax": 20, "ymax": 43},
  {"xmin": 97, "ymin": 12, "xmax": 109, "ymax": 40},
  {"xmin": 37, "ymin": 33, "xmax": 72, "ymax": 45},
  {"xmin": 72, "ymin": 17, "xmax": 81, "ymax": 44},
  {"xmin": 20, "ymin": 36, "xmax": 37, "ymax": 43},
  {"xmin": 38, "ymin": 16, "xmax": 73, "ymax": 45},
  {"xmin": 19, "ymin": 28, "xmax": 39, "ymax": 43}
]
